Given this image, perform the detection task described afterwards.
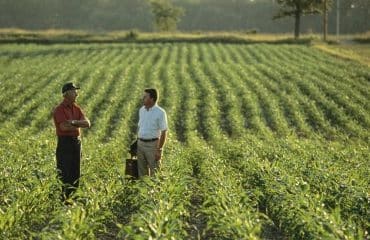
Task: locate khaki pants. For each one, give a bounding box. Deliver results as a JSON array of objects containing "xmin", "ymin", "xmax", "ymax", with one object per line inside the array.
[{"xmin": 137, "ymin": 140, "xmax": 160, "ymax": 177}]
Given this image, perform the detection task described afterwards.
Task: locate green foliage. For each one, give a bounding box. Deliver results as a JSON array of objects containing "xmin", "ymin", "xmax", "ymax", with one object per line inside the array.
[
  {"xmin": 274, "ymin": 0, "xmax": 333, "ymax": 39},
  {"xmin": 125, "ymin": 29, "xmax": 139, "ymax": 40},
  {"xmin": 148, "ymin": 0, "xmax": 185, "ymax": 31},
  {"xmin": 275, "ymin": 0, "xmax": 332, "ymax": 18}
]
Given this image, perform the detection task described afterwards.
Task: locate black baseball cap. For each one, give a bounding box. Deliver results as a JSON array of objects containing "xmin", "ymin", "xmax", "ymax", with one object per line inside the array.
[{"xmin": 62, "ymin": 82, "xmax": 80, "ymax": 94}]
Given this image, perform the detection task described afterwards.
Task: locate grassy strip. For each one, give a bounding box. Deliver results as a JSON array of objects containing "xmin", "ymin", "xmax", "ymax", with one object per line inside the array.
[
  {"xmin": 0, "ymin": 29, "xmax": 315, "ymax": 44},
  {"xmin": 313, "ymin": 43, "xmax": 370, "ymax": 67},
  {"xmin": 352, "ymin": 31, "xmax": 370, "ymax": 44}
]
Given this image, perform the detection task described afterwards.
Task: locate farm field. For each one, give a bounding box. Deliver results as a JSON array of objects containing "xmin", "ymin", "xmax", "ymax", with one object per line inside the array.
[{"xmin": 0, "ymin": 43, "xmax": 369, "ymax": 239}]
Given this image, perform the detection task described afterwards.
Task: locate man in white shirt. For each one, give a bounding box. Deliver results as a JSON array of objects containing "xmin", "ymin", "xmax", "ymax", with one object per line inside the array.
[{"xmin": 137, "ymin": 88, "xmax": 168, "ymax": 177}]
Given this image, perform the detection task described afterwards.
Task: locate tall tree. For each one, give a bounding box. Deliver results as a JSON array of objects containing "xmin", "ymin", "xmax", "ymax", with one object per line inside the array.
[
  {"xmin": 274, "ymin": 0, "xmax": 330, "ymax": 39},
  {"xmin": 148, "ymin": 0, "xmax": 184, "ymax": 31},
  {"xmin": 322, "ymin": 0, "xmax": 328, "ymax": 40}
]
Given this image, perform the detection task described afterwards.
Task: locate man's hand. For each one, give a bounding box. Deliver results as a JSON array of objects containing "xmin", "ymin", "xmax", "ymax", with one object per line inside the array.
[
  {"xmin": 155, "ymin": 130, "xmax": 166, "ymax": 161},
  {"xmin": 71, "ymin": 120, "xmax": 77, "ymax": 126}
]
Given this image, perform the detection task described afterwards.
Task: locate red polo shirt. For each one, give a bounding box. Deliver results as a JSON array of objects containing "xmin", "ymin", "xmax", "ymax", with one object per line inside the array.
[{"xmin": 53, "ymin": 99, "xmax": 85, "ymax": 137}]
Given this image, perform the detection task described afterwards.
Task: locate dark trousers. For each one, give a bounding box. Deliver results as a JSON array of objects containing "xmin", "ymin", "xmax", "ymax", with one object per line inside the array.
[{"xmin": 56, "ymin": 136, "xmax": 81, "ymax": 200}]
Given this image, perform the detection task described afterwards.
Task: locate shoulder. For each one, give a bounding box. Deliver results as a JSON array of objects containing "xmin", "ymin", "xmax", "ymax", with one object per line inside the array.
[
  {"xmin": 73, "ymin": 103, "xmax": 82, "ymax": 110},
  {"xmin": 53, "ymin": 103, "xmax": 63, "ymax": 114},
  {"xmin": 53, "ymin": 103, "xmax": 65, "ymax": 120},
  {"xmin": 73, "ymin": 103, "xmax": 85, "ymax": 113},
  {"xmin": 154, "ymin": 105, "xmax": 165, "ymax": 112},
  {"xmin": 154, "ymin": 105, "xmax": 166, "ymax": 115}
]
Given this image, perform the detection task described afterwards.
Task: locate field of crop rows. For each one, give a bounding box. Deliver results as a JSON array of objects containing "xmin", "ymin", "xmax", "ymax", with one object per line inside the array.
[{"xmin": 0, "ymin": 43, "xmax": 369, "ymax": 239}]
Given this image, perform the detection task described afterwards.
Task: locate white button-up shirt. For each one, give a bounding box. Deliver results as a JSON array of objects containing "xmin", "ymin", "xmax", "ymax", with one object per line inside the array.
[{"xmin": 138, "ymin": 104, "xmax": 168, "ymax": 139}]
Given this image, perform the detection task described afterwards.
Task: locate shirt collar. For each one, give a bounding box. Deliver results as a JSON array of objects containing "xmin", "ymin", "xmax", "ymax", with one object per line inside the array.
[
  {"xmin": 62, "ymin": 98, "xmax": 74, "ymax": 108},
  {"xmin": 145, "ymin": 103, "xmax": 157, "ymax": 111}
]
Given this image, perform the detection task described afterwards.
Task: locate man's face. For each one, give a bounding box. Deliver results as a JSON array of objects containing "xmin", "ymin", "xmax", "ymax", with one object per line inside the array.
[
  {"xmin": 142, "ymin": 92, "xmax": 153, "ymax": 106},
  {"xmin": 65, "ymin": 89, "xmax": 78, "ymax": 102}
]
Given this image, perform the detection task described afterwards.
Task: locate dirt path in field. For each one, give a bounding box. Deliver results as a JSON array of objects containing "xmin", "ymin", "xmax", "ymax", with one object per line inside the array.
[{"xmin": 186, "ymin": 159, "xmax": 207, "ymax": 240}]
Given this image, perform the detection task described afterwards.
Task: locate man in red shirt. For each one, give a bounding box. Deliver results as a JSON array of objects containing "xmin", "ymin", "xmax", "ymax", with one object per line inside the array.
[{"xmin": 53, "ymin": 82, "xmax": 90, "ymax": 201}]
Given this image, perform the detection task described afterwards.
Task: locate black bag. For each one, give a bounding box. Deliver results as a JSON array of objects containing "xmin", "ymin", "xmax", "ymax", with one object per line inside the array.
[
  {"xmin": 129, "ymin": 139, "xmax": 138, "ymax": 156},
  {"xmin": 125, "ymin": 139, "xmax": 138, "ymax": 179},
  {"xmin": 125, "ymin": 157, "xmax": 138, "ymax": 179}
]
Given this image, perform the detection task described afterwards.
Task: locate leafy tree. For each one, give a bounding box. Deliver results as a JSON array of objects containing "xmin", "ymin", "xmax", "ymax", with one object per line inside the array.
[
  {"xmin": 274, "ymin": 0, "xmax": 332, "ymax": 39},
  {"xmin": 148, "ymin": 0, "xmax": 184, "ymax": 31}
]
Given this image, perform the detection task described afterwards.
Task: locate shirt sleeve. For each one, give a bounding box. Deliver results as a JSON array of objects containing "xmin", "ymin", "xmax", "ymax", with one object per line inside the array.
[
  {"xmin": 53, "ymin": 107, "xmax": 67, "ymax": 125},
  {"xmin": 78, "ymin": 108, "xmax": 86, "ymax": 120},
  {"xmin": 138, "ymin": 108, "xmax": 142, "ymax": 127},
  {"xmin": 159, "ymin": 110, "xmax": 168, "ymax": 131}
]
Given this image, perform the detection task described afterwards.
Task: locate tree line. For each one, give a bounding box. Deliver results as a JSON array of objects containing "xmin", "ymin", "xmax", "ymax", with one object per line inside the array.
[{"xmin": 0, "ymin": 0, "xmax": 368, "ymax": 36}]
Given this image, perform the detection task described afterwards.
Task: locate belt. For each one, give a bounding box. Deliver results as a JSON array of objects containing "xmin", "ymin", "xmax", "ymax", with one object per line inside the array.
[
  {"xmin": 138, "ymin": 138, "xmax": 158, "ymax": 142},
  {"xmin": 58, "ymin": 136, "xmax": 81, "ymax": 140}
]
